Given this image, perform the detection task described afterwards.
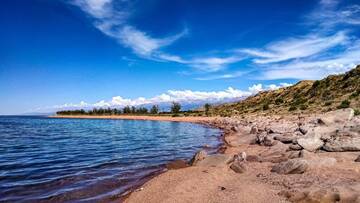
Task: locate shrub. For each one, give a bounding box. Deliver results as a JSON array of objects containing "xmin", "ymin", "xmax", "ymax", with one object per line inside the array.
[
  {"xmin": 289, "ymin": 106, "xmax": 297, "ymax": 111},
  {"xmin": 324, "ymin": 101, "xmax": 332, "ymax": 106},
  {"xmin": 354, "ymin": 109, "xmax": 360, "ymax": 116},
  {"xmin": 275, "ymin": 98, "xmax": 284, "ymax": 105},
  {"xmin": 349, "ymin": 90, "xmax": 360, "ymax": 99},
  {"xmin": 337, "ymin": 100, "xmax": 350, "ymax": 109},
  {"xmin": 299, "ymin": 104, "xmax": 308, "ymax": 110},
  {"xmin": 262, "ymin": 104, "xmax": 269, "ymax": 110},
  {"xmin": 312, "ymin": 80, "xmax": 320, "ymax": 88}
]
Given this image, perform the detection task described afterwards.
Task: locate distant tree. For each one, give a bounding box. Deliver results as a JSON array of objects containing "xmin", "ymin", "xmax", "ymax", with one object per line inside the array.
[
  {"xmin": 171, "ymin": 102, "xmax": 181, "ymax": 114},
  {"xmin": 123, "ymin": 106, "xmax": 131, "ymax": 114},
  {"xmin": 150, "ymin": 105, "xmax": 159, "ymax": 114},
  {"xmin": 131, "ymin": 106, "xmax": 136, "ymax": 114},
  {"xmin": 204, "ymin": 103, "xmax": 211, "ymax": 116}
]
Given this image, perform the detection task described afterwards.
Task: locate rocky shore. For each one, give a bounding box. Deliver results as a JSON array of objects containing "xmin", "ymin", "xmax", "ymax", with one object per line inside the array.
[{"xmin": 125, "ymin": 108, "xmax": 360, "ymax": 203}]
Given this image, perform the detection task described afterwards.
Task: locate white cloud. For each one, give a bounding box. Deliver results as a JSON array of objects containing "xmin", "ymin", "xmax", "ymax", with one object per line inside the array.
[
  {"xmin": 38, "ymin": 83, "xmax": 291, "ymax": 112},
  {"xmin": 71, "ymin": 0, "xmax": 245, "ymax": 73},
  {"xmin": 241, "ymin": 32, "xmax": 348, "ymax": 64},
  {"xmin": 195, "ymin": 71, "xmax": 247, "ymax": 80},
  {"xmin": 119, "ymin": 26, "xmax": 187, "ymax": 56},
  {"xmin": 310, "ymin": 1, "xmax": 360, "ymax": 28}
]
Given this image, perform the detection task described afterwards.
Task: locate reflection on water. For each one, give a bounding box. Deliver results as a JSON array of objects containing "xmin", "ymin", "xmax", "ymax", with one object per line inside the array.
[{"xmin": 0, "ymin": 116, "xmax": 221, "ymax": 202}]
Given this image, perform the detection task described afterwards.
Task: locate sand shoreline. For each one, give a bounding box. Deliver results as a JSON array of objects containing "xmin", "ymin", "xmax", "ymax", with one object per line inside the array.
[
  {"xmin": 50, "ymin": 115, "xmax": 226, "ymax": 201},
  {"xmin": 51, "ymin": 113, "xmax": 360, "ymax": 203},
  {"xmin": 50, "ymin": 115, "xmax": 214, "ymax": 123}
]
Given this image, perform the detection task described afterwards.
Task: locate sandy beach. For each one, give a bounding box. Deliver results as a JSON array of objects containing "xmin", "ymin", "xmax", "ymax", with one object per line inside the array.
[
  {"xmin": 52, "ymin": 111, "xmax": 360, "ymax": 203},
  {"xmin": 51, "ymin": 115, "xmax": 213, "ymax": 123}
]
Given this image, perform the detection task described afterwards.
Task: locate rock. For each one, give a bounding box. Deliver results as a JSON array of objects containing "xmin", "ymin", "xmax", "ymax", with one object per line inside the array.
[
  {"xmin": 250, "ymin": 126, "xmax": 258, "ymax": 134},
  {"xmin": 289, "ymin": 144, "xmax": 303, "ymax": 151},
  {"xmin": 231, "ymin": 126, "xmax": 240, "ymax": 132},
  {"xmin": 355, "ymin": 155, "xmax": 360, "ymax": 162},
  {"xmin": 323, "ymin": 136, "xmax": 360, "ymax": 152},
  {"xmin": 189, "ymin": 150, "xmax": 207, "ymax": 166},
  {"xmin": 239, "ymin": 151, "xmax": 247, "ymax": 161},
  {"xmin": 230, "ymin": 160, "xmax": 247, "ymax": 173},
  {"xmin": 166, "ymin": 160, "xmax": 189, "ymax": 170},
  {"xmin": 298, "ymin": 126, "xmax": 308, "ymax": 135},
  {"xmin": 196, "ymin": 154, "xmax": 232, "ymax": 167},
  {"xmin": 319, "ymin": 108, "xmax": 355, "ymax": 126},
  {"xmin": 256, "ymin": 133, "xmax": 276, "ymax": 146},
  {"xmin": 286, "ymin": 151, "xmax": 301, "ymax": 159},
  {"xmin": 274, "ymin": 134, "xmax": 296, "ymax": 144},
  {"xmin": 297, "ymin": 134, "xmax": 324, "ymax": 152},
  {"xmin": 271, "ymin": 159, "xmax": 308, "ymax": 174}
]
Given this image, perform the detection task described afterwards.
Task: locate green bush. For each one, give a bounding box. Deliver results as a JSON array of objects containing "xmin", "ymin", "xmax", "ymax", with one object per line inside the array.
[
  {"xmin": 275, "ymin": 98, "xmax": 284, "ymax": 105},
  {"xmin": 299, "ymin": 104, "xmax": 308, "ymax": 110},
  {"xmin": 354, "ymin": 109, "xmax": 360, "ymax": 116},
  {"xmin": 289, "ymin": 106, "xmax": 297, "ymax": 111},
  {"xmin": 349, "ymin": 90, "xmax": 360, "ymax": 99},
  {"xmin": 324, "ymin": 101, "xmax": 332, "ymax": 106},
  {"xmin": 312, "ymin": 80, "xmax": 320, "ymax": 88},
  {"xmin": 262, "ymin": 104, "xmax": 269, "ymax": 110},
  {"xmin": 337, "ymin": 100, "xmax": 350, "ymax": 109}
]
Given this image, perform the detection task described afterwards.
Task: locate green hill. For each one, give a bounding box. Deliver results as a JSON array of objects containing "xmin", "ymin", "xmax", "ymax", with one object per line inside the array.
[{"xmin": 213, "ymin": 65, "xmax": 360, "ymax": 116}]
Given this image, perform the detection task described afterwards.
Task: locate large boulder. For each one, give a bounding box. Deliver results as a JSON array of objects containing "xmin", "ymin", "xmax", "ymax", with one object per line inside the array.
[
  {"xmin": 318, "ymin": 108, "xmax": 354, "ymax": 126},
  {"xmin": 229, "ymin": 152, "xmax": 247, "ymax": 173},
  {"xmin": 271, "ymin": 159, "xmax": 308, "ymax": 174},
  {"xmin": 189, "ymin": 150, "xmax": 207, "ymax": 166},
  {"xmin": 297, "ymin": 135, "xmax": 324, "ymax": 152},
  {"xmin": 274, "ymin": 134, "xmax": 297, "ymax": 144},
  {"xmin": 323, "ymin": 137, "xmax": 360, "ymax": 152}
]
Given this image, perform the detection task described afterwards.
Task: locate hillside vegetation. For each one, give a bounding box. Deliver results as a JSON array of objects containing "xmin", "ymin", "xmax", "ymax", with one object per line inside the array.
[{"xmin": 213, "ymin": 65, "xmax": 360, "ymax": 116}]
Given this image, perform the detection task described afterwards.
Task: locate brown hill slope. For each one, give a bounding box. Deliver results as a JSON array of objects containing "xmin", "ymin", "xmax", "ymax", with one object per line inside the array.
[{"xmin": 213, "ymin": 65, "xmax": 360, "ymax": 116}]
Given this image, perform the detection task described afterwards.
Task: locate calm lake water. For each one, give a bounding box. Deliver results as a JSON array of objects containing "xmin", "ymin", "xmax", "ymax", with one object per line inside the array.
[{"xmin": 0, "ymin": 116, "xmax": 221, "ymax": 202}]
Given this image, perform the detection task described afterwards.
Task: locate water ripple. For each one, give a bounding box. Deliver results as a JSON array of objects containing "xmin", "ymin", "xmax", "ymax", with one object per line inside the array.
[{"xmin": 0, "ymin": 116, "xmax": 221, "ymax": 202}]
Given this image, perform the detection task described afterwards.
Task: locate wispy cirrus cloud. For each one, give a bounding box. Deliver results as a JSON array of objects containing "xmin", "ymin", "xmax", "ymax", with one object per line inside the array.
[
  {"xmin": 72, "ymin": 0, "xmax": 360, "ymax": 80},
  {"xmin": 71, "ymin": 0, "xmax": 244, "ymax": 72},
  {"xmin": 240, "ymin": 31, "xmax": 348, "ymax": 64},
  {"xmin": 239, "ymin": 0, "xmax": 360, "ymax": 80}
]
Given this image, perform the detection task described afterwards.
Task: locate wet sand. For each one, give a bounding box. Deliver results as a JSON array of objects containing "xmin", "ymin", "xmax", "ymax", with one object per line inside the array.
[{"xmin": 51, "ymin": 115, "xmax": 213, "ymax": 123}]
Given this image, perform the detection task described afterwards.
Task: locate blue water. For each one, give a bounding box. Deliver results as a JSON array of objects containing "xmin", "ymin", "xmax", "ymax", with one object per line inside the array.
[{"xmin": 0, "ymin": 116, "xmax": 221, "ymax": 202}]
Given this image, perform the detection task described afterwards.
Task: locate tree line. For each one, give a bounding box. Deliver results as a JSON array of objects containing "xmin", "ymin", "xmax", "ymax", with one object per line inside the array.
[{"xmin": 56, "ymin": 102, "xmax": 213, "ymax": 116}]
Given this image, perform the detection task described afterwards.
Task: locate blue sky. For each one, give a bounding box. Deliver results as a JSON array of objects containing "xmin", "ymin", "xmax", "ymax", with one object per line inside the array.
[{"xmin": 1, "ymin": 0, "xmax": 360, "ymax": 114}]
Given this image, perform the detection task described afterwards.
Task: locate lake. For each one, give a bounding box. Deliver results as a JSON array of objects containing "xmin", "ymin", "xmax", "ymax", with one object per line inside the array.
[{"xmin": 0, "ymin": 116, "xmax": 221, "ymax": 202}]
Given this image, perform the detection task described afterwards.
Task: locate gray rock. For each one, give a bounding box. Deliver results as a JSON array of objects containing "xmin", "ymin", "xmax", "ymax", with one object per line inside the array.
[
  {"xmin": 189, "ymin": 150, "xmax": 207, "ymax": 166},
  {"xmin": 250, "ymin": 126, "xmax": 258, "ymax": 134},
  {"xmin": 271, "ymin": 159, "xmax": 308, "ymax": 174},
  {"xmin": 274, "ymin": 134, "xmax": 296, "ymax": 144},
  {"xmin": 298, "ymin": 126, "xmax": 308, "ymax": 135},
  {"xmin": 297, "ymin": 135, "xmax": 324, "ymax": 152},
  {"xmin": 230, "ymin": 160, "xmax": 247, "ymax": 173},
  {"xmin": 356, "ymin": 155, "xmax": 360, "ymax": 162},
  {"xmin": 323, "ymin": 136, "xmax": 360, "ymax": 152},
  {"xmin": 289, "ymin": 144, "xmax": 303, "ymax": 151},
  {"xmin": 319, "ymin": 108, "xmax": 355, "ymax": 126}
]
